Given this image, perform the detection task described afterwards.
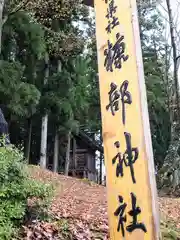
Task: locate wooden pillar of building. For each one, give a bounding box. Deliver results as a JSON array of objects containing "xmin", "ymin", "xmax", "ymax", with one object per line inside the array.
[
  {"xmin": 72, "ymin": 137, "xmax": 76, "ymax": 176},
  {"xmin": 99, "ymin": 152, "xmax": 103, "ymax": 185}
]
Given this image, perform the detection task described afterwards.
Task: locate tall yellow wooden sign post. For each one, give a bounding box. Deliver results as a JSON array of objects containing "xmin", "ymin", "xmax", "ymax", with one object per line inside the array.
[{"xmin": 93, "ymin": 0, "xmax": 159, "ymax": 239}]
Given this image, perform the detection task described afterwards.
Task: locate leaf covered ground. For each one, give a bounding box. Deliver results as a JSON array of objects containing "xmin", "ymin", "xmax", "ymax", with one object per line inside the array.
[{"xmin": 22, "ymin": 166, "xmax": 180, "ymax": 239}]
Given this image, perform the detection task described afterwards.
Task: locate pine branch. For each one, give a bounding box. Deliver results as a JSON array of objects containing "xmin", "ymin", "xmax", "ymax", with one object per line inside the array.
[{"xmin": 2, "ymin": 0, "xmax": 30, "ymax": 25}]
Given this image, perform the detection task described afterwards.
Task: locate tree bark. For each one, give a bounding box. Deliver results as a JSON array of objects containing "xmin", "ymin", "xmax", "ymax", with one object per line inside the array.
[
  {"xmin": 164, "ymin": 45, "xmax": 172, "ymax": 125},
  {"xmin": 159, "ymin": 1, "xmax": 180, "ymax": 191},
  {"xmin": 166, "ymin": 0, "xmax": 180, "ymax": 123},
  {"xmin": 64, "ymin": 131, "xmax": 71, "ymax": 176},
  {"xmin": 53, "ymin": 132, "xmax": 59, "ymax": 172},
  {"xmin": 25, "ymin": 64, "xmax": 37, "ymax": 163},
  {"xmin": 53, "ymin": 60, "xmax": 62, "ymax": 172},
  {"xmin": 40, "ymin": 52, "xmax": 49, "ymax": 168},
  {"xmin": 40, "ymin": 114, "xmax": 48, "ymax": 168},
  {"xmin": 0, "ymin": 0, "xmax": 5, "ymax": 56}
]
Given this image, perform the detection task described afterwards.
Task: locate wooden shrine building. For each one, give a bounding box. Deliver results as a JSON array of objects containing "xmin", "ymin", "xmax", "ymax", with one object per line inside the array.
[{"xmin": 69, "ymin": 131, "xmax": 103, "ymax": 182}]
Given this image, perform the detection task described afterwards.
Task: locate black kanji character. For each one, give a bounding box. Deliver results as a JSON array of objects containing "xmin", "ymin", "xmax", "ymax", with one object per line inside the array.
[
  {"xmin": 106, "ymin": 17, "xmax": 119, "ymax": 33},
  {"xmin": 111, "ymin": 16, "xmax": 119, "ymax": 28},
  {"xmin": 114, "ymin": 195, "xmax": 127, "ymax": 237},
  {"xmin": 104, "ymin": 33, "xmax": 129, "ymax": 72},
  {"xmin": 106, "ymin": 0, "xmax": 117, "ymax": 18},
  {"xmin": 104, "ymin": 40, "xmax": 113, "ymax": 72},
  {"xmin": 112, "ymin": 133, "xmax": 138, "ymax": 182},
  {"xmin": 105, "ymin": 0, "xmax": 119, "ymax": 33},
  {"xmin": 112, "ymin": 141, "xmax": 124, "ymax": 178},
  {"xmin": 126, "ymin": 193, "xmax": 147, "ymax": 233},
  {"xmin": 106, "ymin": 82, "xmax": 120, "ymax": 115},
  {"xmin": 106, "ymin": 81, "xmax": 132, "ymax": 124},
  {"xmin": 120, "ymin": 81, "xmax": 132, "ymax": 125},
  {"xmin": 113, "ymin": 33, "xmax": 129, "ymax": 69},
  {"xmin": 123, "ymin": 132, "xmax": 139, "ymax": 184}
]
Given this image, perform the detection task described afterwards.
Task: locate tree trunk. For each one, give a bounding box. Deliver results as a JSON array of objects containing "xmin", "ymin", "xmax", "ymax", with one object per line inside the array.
[
  {"xmin": 53, "ymin": 132, "xmax": 59, "ymax": 172},
  {"xmin": 64, "ymin": 131, "xmax": 71, "ymax": 176},
  {"xmin": 0, "ymin": 0, "xmax": 5, "ymax": 56},
  {"xmin": 0, "ymin": 0, "xmax": 5, "ymax": 54},
  {"xmin": 164, "ymin": 45, "xmax": 172, "ymax": 125},
  {"xmin": 40, "ymin": 53, "xmax": 49, "ymax": 168},
  {"xmin": 166, "ymin": 0, "xmax": 180, "ymax": 122},
  {"xmin": 72, "ymin": 137, "xmax": 76, "ymax": 176},
  {"xmin": 99, "ymin": 152, "xmax": 103, "ymax": 185},
  {"xmin": 159, "ymin": 1, "xmax": 180, "ymax": 191},
  {"xmin": 40, "ymin": 114, "xmax": 48, "ymax": 168},
  {"xmin": 25, "ymin": 64, "xmax": 37, "ymax": 163},
  {"xmin": 53, "ymin": 60, "xmax": 62, "ymax": 172},
  {"xmin": 25, "ymin": 118, "xmax": 32, "ymax": 163}
]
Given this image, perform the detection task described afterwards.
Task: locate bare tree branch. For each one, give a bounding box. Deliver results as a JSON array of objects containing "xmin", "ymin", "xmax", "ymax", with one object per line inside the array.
[{"xmin": 166, "ymin": 0, "xmax": 180, "ymax": 122}]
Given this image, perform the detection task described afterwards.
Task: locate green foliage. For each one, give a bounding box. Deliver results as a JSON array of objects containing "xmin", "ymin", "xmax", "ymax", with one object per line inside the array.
[
  {"xmin": 0, "ymin": 0, "xmax": 171, "ymax": 176},
  {"xmin": 160, "ymin": 219, "xmax": 180, "ymax": 240},
  {"xmin": 144, "ymin": 53, "xmax": 171, "ymax": 168},
  {"xmin": 2, "ymin": 11, "xmax": 46, "ymax": 61},
  {"xmin": 57, "ymin": 218, "xmax": 72, "ymax": 239},
  {"xmin": 0, "ymin": 142, "xmax": 53, "ymax": 239},
  {"xmin": 0, "ymin": 60, "xmax": 41, "ymax": 118},
  {"xmin": 139, "ymin": 2, "xmax": 171, "ymax": 169},
  {"xmin": 24, "ymin": 0, "xmax": 88, "ymax": 58},
  {"xmin": 40, "ymin": 56, "xmax": 90, "ymax": 134},
  {"xmin": 57, "ymin": 219, "xmax": 69, "ymax": 232}
]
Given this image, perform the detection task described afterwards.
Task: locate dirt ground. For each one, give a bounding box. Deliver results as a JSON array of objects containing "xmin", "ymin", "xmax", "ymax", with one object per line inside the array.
[{"xmin": 26, "ymin": 166, "xmax": 180, "ymax": 239}]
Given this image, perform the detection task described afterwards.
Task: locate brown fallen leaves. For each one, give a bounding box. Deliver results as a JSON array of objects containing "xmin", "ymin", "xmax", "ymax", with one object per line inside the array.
[
  {"xmin": 23, "ymin": 222, "xmax": 59, "ymax": 240},
  {"xmin": 22, "ymin": 166, "xmax": 180, "ymax": 239},
  {"xmin": 22, "ymin": 219, "xmax": 109, "ymax": 240},
  {"xmin": 159, "ymin": 197, "xmax": 180, "ymax": 229}
]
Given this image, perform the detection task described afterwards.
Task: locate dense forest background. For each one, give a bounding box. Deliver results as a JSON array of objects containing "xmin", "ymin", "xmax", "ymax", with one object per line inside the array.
[{"xmin": 0, "ymin": 0, "xmax": 180, "ymax": 190}]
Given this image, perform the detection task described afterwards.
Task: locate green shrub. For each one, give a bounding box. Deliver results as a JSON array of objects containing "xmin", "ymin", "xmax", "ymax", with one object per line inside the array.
[
  {"xmin": 160, "ymin": 220, "xmax": 180, "ymax": 240},
  {"xmin": 0, "ymin": 143, "xmax": 53, "ymax": 239}
]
